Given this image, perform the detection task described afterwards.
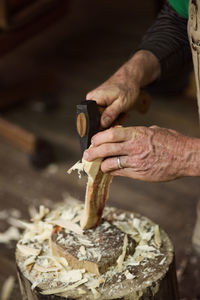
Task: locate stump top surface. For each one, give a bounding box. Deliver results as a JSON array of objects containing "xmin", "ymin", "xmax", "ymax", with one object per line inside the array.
[
  {"xmin": 16, "ymin": 203, "xmax": 174, "ymax": 300},
  {"xmin": 51, "ymin": 219, "xmax": 136, "ymax": 274}
]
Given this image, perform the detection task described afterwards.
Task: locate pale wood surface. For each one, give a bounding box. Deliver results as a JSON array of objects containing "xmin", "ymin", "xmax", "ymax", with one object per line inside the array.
[{"xmin": 0, "ymin": 1, "xmax": 199, "ymax": 299}]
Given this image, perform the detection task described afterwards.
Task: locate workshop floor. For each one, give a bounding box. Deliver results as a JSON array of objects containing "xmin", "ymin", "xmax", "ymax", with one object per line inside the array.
[{"xmin": 0, "ymin": 1, "xmax": 200, "ymax": 299}]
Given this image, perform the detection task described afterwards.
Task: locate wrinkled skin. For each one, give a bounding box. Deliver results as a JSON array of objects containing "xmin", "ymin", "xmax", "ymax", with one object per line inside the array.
[
  {"xmin": 83, "ymin": 126, "xmax": 200, "ymax": 182},
  {"xmin": 86, "ymin": 50, "xmax": 160, "ymax": 129},
  {"xmin": 86, "ymin": 82, "xmax": 139, "ymax": 128}
]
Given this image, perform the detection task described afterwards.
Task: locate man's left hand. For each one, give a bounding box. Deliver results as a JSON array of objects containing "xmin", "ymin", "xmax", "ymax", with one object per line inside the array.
[{"xmin": 83, "ymin": 126, "xmax": 199, "ymax": 182}]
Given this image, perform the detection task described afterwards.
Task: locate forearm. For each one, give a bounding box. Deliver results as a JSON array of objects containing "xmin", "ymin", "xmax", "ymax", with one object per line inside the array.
[
  {"xmin": 107, "ymin": 50, "xmax": 161, "ymax": 88},
  {"xmin": 183, "ymin": 137, "xmax": 200, "ymax": 177},
  {"xmin": 137, "ymin": 1, "xmax": 192, "ymax": 80}
]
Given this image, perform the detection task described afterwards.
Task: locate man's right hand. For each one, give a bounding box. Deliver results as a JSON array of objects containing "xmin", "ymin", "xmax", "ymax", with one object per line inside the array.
[
  {"xmin": 86, "ymin": 50, "xmax": 161, "ymax": 128},
  {"xmin": 86, "ymin": 81, "xmax": 140, "ymax": 128}
]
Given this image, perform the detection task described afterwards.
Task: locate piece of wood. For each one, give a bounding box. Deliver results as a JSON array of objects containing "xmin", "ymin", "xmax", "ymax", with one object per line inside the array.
[
  {"xmin": 80, "ymin": 158, "xmax": 113, "ymax": 230},
  {"xmin": 16, "ymin": 205, "xmax": 180, "ymax": 300},
  {"xmin": 51, "ymin": 222, "xmax": 136, "ymax": 275},
  {"xmin": 0, "ymin": 117, "xmax": 54, "ymax": 168},
  {"xmin": 0, "ymin": 117, "xmax": 35, "ymax": 153}
]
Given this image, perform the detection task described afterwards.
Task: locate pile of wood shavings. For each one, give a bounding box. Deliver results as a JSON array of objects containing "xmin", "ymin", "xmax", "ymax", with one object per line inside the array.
[{"xmin": 16, "ymin": 203, "xmax": 173, "ymax": 299}]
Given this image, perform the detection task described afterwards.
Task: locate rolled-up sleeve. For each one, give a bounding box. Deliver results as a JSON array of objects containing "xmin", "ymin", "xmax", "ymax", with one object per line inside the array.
[{"xmin": 137, "ymin": 1, "xmax": 192, "ymax": 80}]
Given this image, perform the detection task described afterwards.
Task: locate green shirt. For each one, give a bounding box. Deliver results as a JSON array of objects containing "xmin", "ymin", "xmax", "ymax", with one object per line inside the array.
[{"xmin": 168, "ymin": 0, "xmax": 189, "ymax": 18}]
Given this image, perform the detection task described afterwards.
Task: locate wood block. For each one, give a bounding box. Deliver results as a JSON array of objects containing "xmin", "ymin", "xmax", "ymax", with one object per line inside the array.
[{"xmin": 51, "ymin": 221, "xmax": 136, "ymax": 275}]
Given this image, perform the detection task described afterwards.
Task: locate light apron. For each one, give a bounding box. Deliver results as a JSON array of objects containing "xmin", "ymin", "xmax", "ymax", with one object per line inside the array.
[
  {"xmin": 188, "ymin": 0, "xmax": 200, "ymax": 251},
  {"xmin": 188, "ymin": 0, "xmax": 200, "ymax": 120}
]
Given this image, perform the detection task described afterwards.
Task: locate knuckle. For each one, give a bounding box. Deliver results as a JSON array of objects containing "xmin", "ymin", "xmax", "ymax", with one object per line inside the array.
[
  {"xmin": 150, "ymin": 125, "xmax": 158, "ymax": 129},
  {"xmin": 108, "ymin": 128, "xmax": 116, "ymax": 141},
  {"xmin": 104, "ymin": 158, "xmax": 114, "ymax": 171},
  {"xmin": 101, "ymin": 144, "xmax": 111, "ymax": 156}
]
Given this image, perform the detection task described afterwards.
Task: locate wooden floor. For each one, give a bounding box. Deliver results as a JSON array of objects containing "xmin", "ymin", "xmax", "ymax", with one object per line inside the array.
[{"xmin": 0, "ymin": 1, "xmax": 200, "ymax": 299}]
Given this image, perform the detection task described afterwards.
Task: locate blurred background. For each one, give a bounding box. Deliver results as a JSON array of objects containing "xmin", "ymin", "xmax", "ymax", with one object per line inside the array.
[{"xmin": 0, "ymin": 0, "xmax": 199, "ymax": 298}]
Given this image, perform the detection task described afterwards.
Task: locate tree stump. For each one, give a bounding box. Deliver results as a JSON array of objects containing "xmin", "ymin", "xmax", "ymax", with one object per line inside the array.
[{"xmin": 16, "ymin": 203, "xmax": 179, "ymax": 300}]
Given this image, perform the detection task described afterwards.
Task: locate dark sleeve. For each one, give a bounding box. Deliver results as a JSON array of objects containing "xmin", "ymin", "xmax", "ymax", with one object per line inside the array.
[{"xmin": 137, "ymin": 0, "xmax": 192, "ymax": 80}]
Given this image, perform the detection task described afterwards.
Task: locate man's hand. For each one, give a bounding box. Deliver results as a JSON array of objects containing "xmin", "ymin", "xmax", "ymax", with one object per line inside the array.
[
  {"xmin": 83, "ymin": 126, "xmax": 200, "ymax": 182},
  {"xmin": 86, "ymin": 82, "xmax": 139, "ymax": 128},
  {"xmin": 86, "ymin": 50, "xmax": 161, "ymax": 128}
]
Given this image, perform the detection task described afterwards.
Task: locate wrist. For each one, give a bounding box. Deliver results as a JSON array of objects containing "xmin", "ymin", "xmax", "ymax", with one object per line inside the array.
[
  {"xmin": 181, "ymin": 137, "xmax": 200, "ymax": 177},
  {"xmin": 107, "ymin": 50, "xmax": 161, "ymax": 88}
]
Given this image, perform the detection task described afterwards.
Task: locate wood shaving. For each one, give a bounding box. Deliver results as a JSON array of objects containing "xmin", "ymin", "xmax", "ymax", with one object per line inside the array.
[
  {"xmin": 17, "ymin": 244, "xmax": 41, "ymax": 256},
  {"xmin": 0, "ymin": 210, "xmax": 9, "ymax": 220},
  {"xmin": 124, "ymin": 270, "xmax": 135, "ymax": 280},
  {"xmin": 0, "ymin": 276, "xmax": 15, "ymax": 300},
  {"xmin": 154, "ymin": 225, "xmax": 162, "ymax": 248},
  {"xmin": 79, "ymin": 245, "xmax": 86, "ymax": 256},
  {"xmin": 31, "ymin": 205, "xmax": 49, "ymax": 222},
  {"xmin": 78, "ymin": 288, "xmax": 86, "ymax": 295},
  {"xmin": 90, "ymin": 287, "xmax": 101, "ymax": 299},
  {"xmin": 159, "ymin": 257, "xmax": 166, "ymax": 265},
  {"xmin": 34, "ymin": 264, "xmax": 61, "ymax": 272},
  {"xmin": 0, "ymin": 226, "xmax": 20, "ymax": 243},
  {"xmin": 50, "ymin": 219, "xmax": 83, "ymax": 235},
  {"xmin": 117, "ymin": 234, "xmax": 128, "ymax": 272},
  {"xmin": 41, "ymin": 278, "xmax": 88, "ymax": 295},
  {"xmin": 67, "ymin": 160, "xmax": 84, "ymax": 178}
]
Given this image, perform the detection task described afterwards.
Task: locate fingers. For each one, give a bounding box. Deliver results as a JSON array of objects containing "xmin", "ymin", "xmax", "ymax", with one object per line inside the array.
[
  {"xmin": 100, "ymin": 98, "xmax": 125, "ymax": 128},
  {"xmin": 86, "ymin": 85, "xmax": 119, "ymax": 106},
  {"xmin": 91, "ymin": 127, "xmax": 132, "ymax": 146},
  {"xmin": 100, "ymin": 157, "xmax": 153, "ymax": 181},
  {"xmin": 83, "ymin": 142, "xmax": 128, "ymax": 161},
  {"xmin": 101, "ymin": 156, "xmax": 129, "ymax": 172},
  {"xmin": 110, "ymin": 169, "xmax": 151, "ymax": 181}
]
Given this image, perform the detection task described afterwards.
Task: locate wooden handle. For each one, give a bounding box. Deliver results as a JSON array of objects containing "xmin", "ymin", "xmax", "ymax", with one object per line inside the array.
[
  {"xmin": 76, "ymin": 112, "xmax": 87, "ymax": 138},
  {"xmin": 0, "ymin": 117, "xmax": 36, "ymax": 154},
  {"xmin": 0, "ymin": 117, "xmax": 54, "ymax": 168}
]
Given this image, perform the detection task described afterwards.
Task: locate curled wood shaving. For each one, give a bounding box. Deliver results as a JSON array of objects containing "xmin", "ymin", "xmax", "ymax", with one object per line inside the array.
[
  {"xmin": 7, "ymin": 217, "xmax": 24, "ymax": 229},
  {"xmin": 90, "ymin": 287, "xmax": 101, "ymax": 299},
  {"xmin": 124, "ymin": 270, "xmax": 135, "ymax": 280},
  {"xmin": 0, "ymin": 276, "xmax": 15, "ymax": 300},
  {"xmin": 34, "ymin": 264, "xmax": 61, "ymax": 272},
  {"xmin": 79, "ymin": 245, "xmax": 86, "ymax": 256},
  {"xmin": 32, "ymin": 206, "xmax": 49, "ymax": 222},
  {"xmin": 17, "ymin": 244, "xmax": 41, "ymax": 256},
  {"xmin": 24, "ymin": 256, "xmax": 36, "ymax": 267},
  {"xmin": 41, "ymin": 278, "xmax": 88, "ymax": 295},
  {"xmin": 159, "ymin": 257, "xmax": 166, "ymax": 265},
  {"xmin": 154, "ymin": 225, "xmax": 162, "ymax": 248},
  {"xmin": 50, "ymin": 219, "xmax": 83, "ymax": 235},
  {"xmin": 67, "ymin": 160, "xmax": 84, "ymax": 178},
  {"xmin": 78, "ymin": 288, "xmax": 86, "ymax": 295},
  {"xmin": 0, "ymin": 226, "xmax": 20, "ymax": 244},
  {"xmin": 58, "ymin": 269, "xmax": 83, "ymax": 283},
  {"xmin": 136, "ymin": 245, "xmax": 156, "ymax": 252},
  {"xmin": 117, "ymin": 234, "xmax": 128, "ymax": 272}
]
